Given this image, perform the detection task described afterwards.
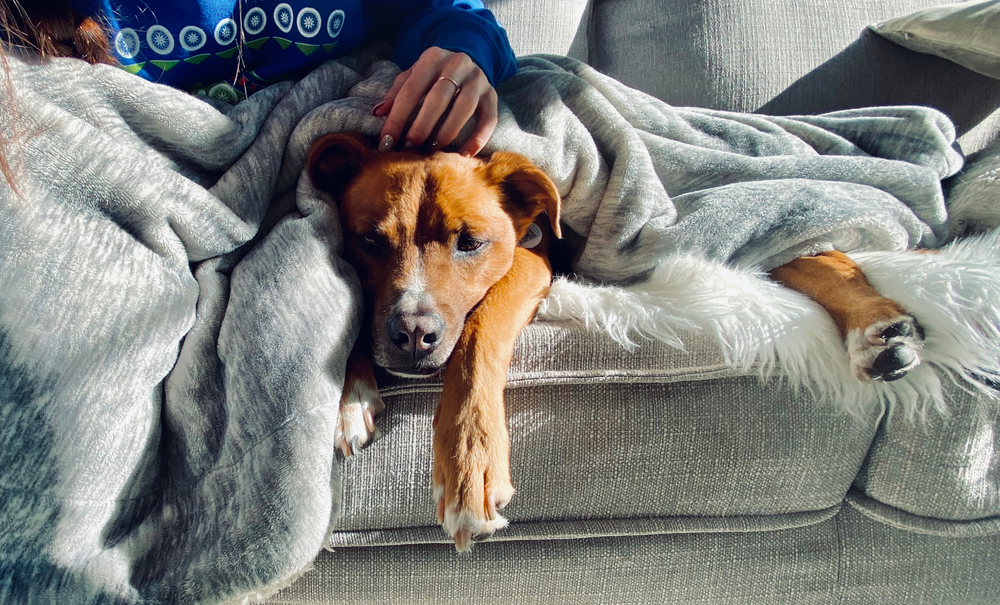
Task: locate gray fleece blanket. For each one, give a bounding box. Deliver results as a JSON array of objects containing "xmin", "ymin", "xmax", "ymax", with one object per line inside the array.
[{"xmin": 0, "ymin": 47, "xmax": 965, "ymax": 603}]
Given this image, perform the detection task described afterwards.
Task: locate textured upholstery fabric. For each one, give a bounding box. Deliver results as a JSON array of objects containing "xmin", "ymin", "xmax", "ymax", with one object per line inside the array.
[
  {"xmin": 484, "ymin": 0, "xmax": 590, "ymax": 61},
  {"xmin": 837, "ymin": 497, "xmax": 1000, "ymax": 604},
  {"xmin": 855, "ymin": 387, "xmax": 1000, "ymax": 520},
  {"xmin": 273, "ymin": 503, "xmax": 1000, "ymax": 604},
  {"xmin": 588, "ymin": 0, "xmax": 1000, "ymax": 154},
  {"xmin": 330, "ymin": 323, "xmax": 880, "ymax": 539}
]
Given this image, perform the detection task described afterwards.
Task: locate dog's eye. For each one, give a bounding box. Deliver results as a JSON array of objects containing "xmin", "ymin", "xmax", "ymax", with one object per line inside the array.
[
  {"xmin": 354, "ymin": 234, "xmax": 382, "ymax": 253},
  {"xmin": 456, "ymin": 233, "xmax": 485, "ymax": 253}
]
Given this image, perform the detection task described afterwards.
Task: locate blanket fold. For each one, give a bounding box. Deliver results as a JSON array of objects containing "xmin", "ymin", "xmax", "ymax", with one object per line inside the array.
[{"xmin": 0, "ymin": 47, "xmax": 991, "ymax": 603}]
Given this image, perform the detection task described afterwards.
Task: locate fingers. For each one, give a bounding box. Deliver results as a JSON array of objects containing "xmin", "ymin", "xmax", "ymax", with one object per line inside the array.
[
  {"xmin": 456, "ymin": 87, "xmax": 498, "ymax": 157},
  {"xmin": 408, "ymin": 76, "xmax": 471, "ymax": 147},
  {"xmin": 375, "ymin": 47, "xmax": 499, "ymax": 156}
]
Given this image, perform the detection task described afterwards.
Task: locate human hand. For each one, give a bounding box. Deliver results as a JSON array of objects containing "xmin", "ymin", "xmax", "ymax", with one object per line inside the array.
[{"xmin": 372, "ymin": 47, "xmax": 499, "ymax": 157}]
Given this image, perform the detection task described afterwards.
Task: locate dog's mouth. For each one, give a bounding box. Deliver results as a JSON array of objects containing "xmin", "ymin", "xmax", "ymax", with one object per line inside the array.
[
  {"xmin": 374, "ymin": 340, "xmax": 452, "ymax": 379},
  {"xmin": 382, "ymin": 365, "xmax": 443, "ymax": 379}
]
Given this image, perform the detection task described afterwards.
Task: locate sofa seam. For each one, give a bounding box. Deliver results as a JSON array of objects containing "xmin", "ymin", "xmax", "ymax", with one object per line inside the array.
[
  {"xmin": 834, "ymin": 504, "xmax": 845, "ymax": 604},
  {"xmin": 329, "ymin": 505, "xmax": 844, "ymax": 547}
]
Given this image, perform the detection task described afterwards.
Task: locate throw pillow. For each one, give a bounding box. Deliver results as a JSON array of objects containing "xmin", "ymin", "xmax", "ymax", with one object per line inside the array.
[{"xmin": 870, "ymin": 0, "xmax": 1000, "ymax": 80}]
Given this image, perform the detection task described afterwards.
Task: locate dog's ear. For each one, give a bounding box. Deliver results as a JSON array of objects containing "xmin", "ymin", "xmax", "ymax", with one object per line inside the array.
[
  {"xmin": 483, "ymin": 151, "xmax": 562, "ymax": 239},
  {"xmin": 307, "ymin": 132, "xmax": 375, "ymax": 198}
]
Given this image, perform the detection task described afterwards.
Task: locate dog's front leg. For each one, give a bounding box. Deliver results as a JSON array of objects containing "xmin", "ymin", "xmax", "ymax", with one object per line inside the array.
[
  {"xmin": 433, "ymin": 239, "xmax": 553, "ymax": 552},
  {"xmin": 336, "ymin": 345, "xmax": 385, "ymax": 457}
]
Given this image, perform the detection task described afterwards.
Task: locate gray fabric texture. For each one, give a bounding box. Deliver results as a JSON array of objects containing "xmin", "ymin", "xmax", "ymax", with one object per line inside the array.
[
  {"xmin": 327, "ymin": 506, "xmax": 842, "ymax": 547},
  {"xmin": 494, "ymin": 56, "xmax": 962, "ymax": 280},
  {"xmin": 836, "ymin": 497, "xmax": 1000, "ymax": 604},
  {"xmin": 0, "ymin": 45, "xmax": 986, "ymax": 603},
  {"xmin": 332, "ymin": 324, "xmax": 882, "ymax": 537},
  {"xmin": 273, "ymin": 502, "xmax": 1000, "ymax": 604},
  {"xmin": 484, "ymin": 0, "xmax": 590, "ymax": 61},
  {"xmin": 0, "ymin": 52, "xmax": 371, "ymax": 604},
  {"xmin": 588, "ymin": 0, "xmax": 1000, "ymax": 154},
  {"xmin": 854, "ymin": 384, "xmax": 1000, "ymax": 520}
]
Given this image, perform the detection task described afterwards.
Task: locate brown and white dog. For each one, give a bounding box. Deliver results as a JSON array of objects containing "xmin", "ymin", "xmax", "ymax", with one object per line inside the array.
[
  {"xmin": 307, "ymin": 132, "xmax": 922, "ymax": 551},
  {"xmin": 308, "ymin": 132, "xmax": 560, "ymax": 551}
]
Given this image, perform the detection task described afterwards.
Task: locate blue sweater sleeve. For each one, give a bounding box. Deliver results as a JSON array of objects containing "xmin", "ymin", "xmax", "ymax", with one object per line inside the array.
[{"xmin": 380, "ymin": 1, "xmax": 517, "ymax": 86}]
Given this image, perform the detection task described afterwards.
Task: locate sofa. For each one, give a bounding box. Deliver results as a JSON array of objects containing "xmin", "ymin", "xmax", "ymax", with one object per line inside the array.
[{"xmin": 271, "ymin": 1, "xmax": 1000, "ymax": 603}]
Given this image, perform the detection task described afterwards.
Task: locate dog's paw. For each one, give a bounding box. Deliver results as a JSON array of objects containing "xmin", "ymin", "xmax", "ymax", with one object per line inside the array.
[
  {"xmin": 433, "ymin": 483, "xmax": 512, "ymax": 553},
  {"xmin": 432, "ymin": 414, "xmax": 514, "ymax": 552},
  {"xmin": 335, "ymin": 376, "xmax": 384, "ymax": 457},
  {"xmin": 847, "ymin": 315, "xmax": 924, "ymax": 382}
]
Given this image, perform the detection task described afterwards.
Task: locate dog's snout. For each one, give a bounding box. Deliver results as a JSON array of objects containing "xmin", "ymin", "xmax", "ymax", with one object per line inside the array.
[{"xmin": 388, "ymin": 312, "xmax": 445, "ymax": 359}]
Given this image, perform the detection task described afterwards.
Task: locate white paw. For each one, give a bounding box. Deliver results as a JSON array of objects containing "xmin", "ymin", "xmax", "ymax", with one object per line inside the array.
[
  {"xmin": 434, "ymin": 484, "xmax": 511, "ymax": 553},
  {"xmin": 847, "ymin": 315, "xmax": 924, "ymax": 382},
  {"xmin": 335, "ymin": 378, "xmax": 384, "ymax": 457}
]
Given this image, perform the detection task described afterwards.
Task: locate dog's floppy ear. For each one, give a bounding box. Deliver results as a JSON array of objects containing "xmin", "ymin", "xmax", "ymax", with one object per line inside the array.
[
  {"xmin": 307, "ymin": 132, "xmax": 375, "ymax": 198},
  {"xmin": 483, "ymin": 151, "xmax": 562, "ymax": 239}
]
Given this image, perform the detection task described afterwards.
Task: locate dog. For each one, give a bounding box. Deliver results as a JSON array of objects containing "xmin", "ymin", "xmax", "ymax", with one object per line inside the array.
[
  {"xmin": 307, "ymin": 132, "xmax": 923, "ymax": 551},
  {"xmin": 308, "ymin": 131, "xmax": 561, "ymax": 551}
]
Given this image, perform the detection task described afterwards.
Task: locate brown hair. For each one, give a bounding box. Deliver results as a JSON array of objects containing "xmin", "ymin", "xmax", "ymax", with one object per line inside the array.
[
  {"xmin": 1, "ymin": 1, "xmax": 114, "ymax": 194},
  {"xmin": 1, "ymin": 0, "xmax": 114, "ymax": 64}
]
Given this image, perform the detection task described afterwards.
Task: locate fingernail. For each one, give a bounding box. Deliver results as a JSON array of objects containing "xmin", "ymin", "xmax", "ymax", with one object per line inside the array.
[
  {"xmin": 378, "ymin": 134, "xmax": 394, "ymax": 152},
  {"xmin": 429, "ymin": 140, "xmax": 440, "ymax": 152},
  {"xmin": 371, "ymin": 101, "xmax": 386, "ymax": 116}
]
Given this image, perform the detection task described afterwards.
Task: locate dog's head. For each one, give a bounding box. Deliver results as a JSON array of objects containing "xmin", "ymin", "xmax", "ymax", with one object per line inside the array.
[{"xmin": 308, "ymin": 132, "xmax": 561, "ymax": 377}]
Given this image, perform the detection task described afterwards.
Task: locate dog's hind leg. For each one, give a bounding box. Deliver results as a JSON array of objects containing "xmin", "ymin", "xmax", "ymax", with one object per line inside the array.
[
  {"xmin": 769, "ymin": 250, "xmax": 924, "ymax": 382},
  {"xmin": 432, "ymin": 227, "xmax": 554, "ymax": 552},
  {"xmin": 336, "ymin": 345, "xmax": 385, "ymax": 457}
]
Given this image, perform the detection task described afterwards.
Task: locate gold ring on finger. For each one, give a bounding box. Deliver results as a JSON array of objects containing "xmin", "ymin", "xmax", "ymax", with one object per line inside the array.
[{"xmin": 437, "ymin": 76, "xmax": 461, "ymax": 99}]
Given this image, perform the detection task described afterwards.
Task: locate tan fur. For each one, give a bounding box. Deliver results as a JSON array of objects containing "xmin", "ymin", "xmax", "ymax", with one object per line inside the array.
[
  {"xmin": 768, "ymin": 250, "xmax": 906, "ymax": 338},
  {"xmin": 308, "ymin": 132, "xmax": 560, "ymax": 549}
]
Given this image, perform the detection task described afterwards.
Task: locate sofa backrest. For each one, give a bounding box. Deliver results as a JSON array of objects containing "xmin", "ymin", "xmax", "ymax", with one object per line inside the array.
[{"xmin": 486, "ymin": 0, "xmax": 1000, "ymax": 153}]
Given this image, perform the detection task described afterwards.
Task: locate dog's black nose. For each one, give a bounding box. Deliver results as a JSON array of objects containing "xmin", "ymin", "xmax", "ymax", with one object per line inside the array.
[{"xmin": 388, "ymin": 312, "xmax": 445, "ymax": 359}]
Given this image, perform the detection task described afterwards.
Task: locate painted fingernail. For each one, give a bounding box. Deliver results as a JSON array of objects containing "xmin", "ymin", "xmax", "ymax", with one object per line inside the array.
[
  {"xmin": 371, "ymin": 101, "xmax": 386, "ymax": 116},
  {"xmin": 429, "ymin": 140, "xmax": 440, "ymax": 151},
  {"xmin": 378, "ymin": 134, "xmax": 394, "ymax": 152}
]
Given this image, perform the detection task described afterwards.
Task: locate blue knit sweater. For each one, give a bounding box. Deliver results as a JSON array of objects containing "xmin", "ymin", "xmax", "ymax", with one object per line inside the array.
[{"xmin": 71, "ymin": 0, "xmax": 517, "ymax": 101}]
